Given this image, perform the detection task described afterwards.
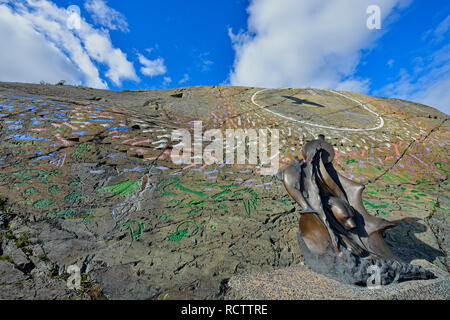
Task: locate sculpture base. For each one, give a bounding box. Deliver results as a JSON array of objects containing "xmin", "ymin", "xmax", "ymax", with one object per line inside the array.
[
  {"xmin": 226, "ymin": 262, "xmax": 450, "ymax": 300},
  {"xmin": 297, "ymin": 231, "xmax": 436, "ymax": 286}
]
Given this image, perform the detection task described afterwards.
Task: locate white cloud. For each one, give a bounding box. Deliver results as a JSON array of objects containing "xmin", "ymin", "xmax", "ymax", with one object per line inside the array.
[
  {"xmin": 0, "ymin": 5, "xmax": 82, "ymax": 85},
  {"xmin": 0, "ymin": 0, "xmax": 139, "ymax": 88},
  {"xmin": 179, "ymin": 73, "xmax": 189, "ymax": 84},
  {"xmin": 84, "ymin": 0, "xmax": 129, "ymax": 32},
  {"xmin": 138, "ymin": 54, "xmax": 167, "ymax": 77},
  {"xmin": 387, "ymin": 59, "xmax": 395, "ymax": 68},
  {"xmin": 198, "ymin": 52, "xmax": 214, "ymax": 72},
  {"xmin": 163, "ymin": 76, "xmax": 172, "ymax": 86},
  {"xmin": 228, "ymin": 0, "xmax": 410, "ymax": 92},
  {"xmin": 433, "ymin": 14, "xmax": 450, "ymax": 43},
  {"xmin": 375, "ymin": 44, "xmax": 450, "ymax": 114}
]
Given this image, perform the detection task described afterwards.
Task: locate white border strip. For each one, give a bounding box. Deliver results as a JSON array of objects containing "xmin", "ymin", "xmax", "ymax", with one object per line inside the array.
[{"xmin": 251, "ymin": 88, "xmax": 384, "ymax": 132}]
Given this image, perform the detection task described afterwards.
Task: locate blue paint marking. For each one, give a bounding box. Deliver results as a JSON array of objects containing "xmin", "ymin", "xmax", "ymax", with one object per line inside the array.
[
  {"xmin": 123, "ymin": 166, "xmax": 146, "ymax": 173},
  {"xmin": 108, "ymin": 126, "xmax": 129, "ymax": 131},
  {"xmin": 204, "ymin": 169, "xmax": 220, "ymax": 175},
  {"xmin": 40, "ymin": 117, "xmax": 69, "ymax": 121},
  {"xmin": 7, "ymin": 125, "xmax": 23, "ymax": 131},
  {"xmin": 8, "ymin": 133, "xmax": 51, "ymax": 141},
  {"xmin": 33, "ymin": 153, "xmax": 57, "ymax": 161},
  {"xmin": 30, "ymin": 118, "xmax": 41, "ymax": 125},
  {"xmin": 0, "ymin": 158, "xmax": 6, "ymax": 162},
  {"xmin": 90, "ymin": 170, "xmax": 105, "ymax": 174},
  {"xmin": 94, "ymin": 107, "xmax": 109, "ymax": 111},
  {"xmin": 88, "ymin": 119, "xmax": 115, "ymax": 122},
  {"xmin": 4, "ymin": 120, "xmax": 22, "ymax": 124},
  {"xmin": 71, "ymin": 131, "xmax": 88, "ymax": 135},
  {"xmin": 0, "ymin": 114, "xmax": 6, "ymax": 117}
]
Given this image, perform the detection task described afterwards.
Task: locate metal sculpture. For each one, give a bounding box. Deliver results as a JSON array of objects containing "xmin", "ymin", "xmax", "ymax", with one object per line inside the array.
[{"xmin": 277, "ymin": 135, "xmax": 435, "ymax": 285}]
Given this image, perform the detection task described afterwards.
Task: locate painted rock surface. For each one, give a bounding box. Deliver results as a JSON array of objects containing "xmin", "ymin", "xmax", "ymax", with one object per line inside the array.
[{"xmin": 0, "ymin": 82, "xmax": 448, "ymax": 299}]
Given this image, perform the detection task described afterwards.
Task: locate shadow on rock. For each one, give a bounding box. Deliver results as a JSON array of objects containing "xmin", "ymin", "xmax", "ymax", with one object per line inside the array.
[
  {"xmin": 385, "ymin": 217, "xmax": 445, "ymax": 264},
  {"xmin": 282, "ymin": 96, "xmax": 326, "ymax": 108}
]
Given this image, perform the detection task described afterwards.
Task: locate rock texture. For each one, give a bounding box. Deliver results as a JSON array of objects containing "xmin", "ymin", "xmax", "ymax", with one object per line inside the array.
[{"xmin": 0, "ymin": 81, "xmax": 448, "ymax": 299}]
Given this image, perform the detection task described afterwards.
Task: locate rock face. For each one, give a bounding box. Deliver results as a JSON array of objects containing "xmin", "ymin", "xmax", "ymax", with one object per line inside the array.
[{"xmin": 0, "ymin": 81, "xmax": 448, "ymax": 299}]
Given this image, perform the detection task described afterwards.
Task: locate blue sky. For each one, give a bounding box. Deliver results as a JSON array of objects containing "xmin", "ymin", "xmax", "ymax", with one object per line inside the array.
[{"xmin": 0, "ymin": 0, "xmax": 448, "ymax": 113}]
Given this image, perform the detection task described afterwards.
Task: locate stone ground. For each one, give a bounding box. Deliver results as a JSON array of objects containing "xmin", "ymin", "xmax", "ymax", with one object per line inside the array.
[{"xmin": 0, "ymin": 81, "xmax": 448, "ymax": 300}]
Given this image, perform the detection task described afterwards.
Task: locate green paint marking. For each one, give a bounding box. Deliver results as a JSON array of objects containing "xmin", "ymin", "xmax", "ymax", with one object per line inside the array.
[
  {"xmin": 176, "ymin": 199, "xmax": 207, "ymax": 208},
  {"xmin": 200, "ymin": 182, "xmax": 218, "ymax": 187},
  {"xmin": 121, "ymin": 220, "xmax": 145, "ymax": 241},
  {"xmin": 181, "ymin": 208, "xmax": 201, "ymax": 215},
  {"xmin": 156, "ymin": 177, "xmax": 179, "ymax": 196},
  {"xmin": 64, "ymin": 192, "xmax": 88, "ymax": 203},
  {"xmin": 33, "ymin": 198, "xmax": 55, "ymax": 209},
  {"xmin": 210, "ymin": 225, "xmax": 217, "ymax": 230},
  {"xmin": 391, "ymin": 174, "xmax": 407, "ymax": 182},
  {"xmin": 98, "ymin": 180, "xmax": 140, "ymax": 197},
  {"xmin": 77, "ymin": 218, "xmax": 92, "ymax": 225},
  {"xmin": 367, "ymin": 191, "xmax": 378, "ymax": 195},
  {"xmin": 280, "ymin": 194, "xmax": 290, "ymax": 205},
  {"xmin": 243, "ymin": 199, "xmax": 258, "ymax": 216},
  {"xmin": 175, "ymin": 184, "xmax": 208, "ymax": 197},
  {"xmin": 212, "ymin": 189, "xmax": 232, "ymax": 199},
  {"xmin": 218, "ymin": 204, "xmax": 228, "ymax": 209},
  {"xmin": 159, "ymin": 214, "xmax": 170, "ymax": 220},
  {"xmin": 69, "ymin": 181, "xmax": 80, "ymax": 187},
  {"xmin": 363, "ymin": 200, "xmax": 388, "ymax": 209},
  {"xmin": 219, "ymin": 183, "xmax": 240, "ymax": 189},
  {"xmin": 168, "ymin": 228, "xmax": 188, "ymax": 242},
  {"xmin": 0, "ymin": 169, "xmax": 61, "ymax": 184},
  {"xmin": 71, "ymin": 144, "xmax": 91, "ymax": 159},
  {"xmin": 48, "ymin": 185, "xmax": 61, "ymax": 195},
  {"xmin": 168, "ymin": 221, "xmax": 200, "ymax": 242},
  {"xmin": 24, "ymin": 187, "xmax": 38, "ymax": 196}
]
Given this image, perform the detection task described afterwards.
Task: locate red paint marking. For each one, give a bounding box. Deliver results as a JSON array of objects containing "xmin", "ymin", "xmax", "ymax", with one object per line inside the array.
[
  {"xmin": 63, "ymin": 122, "xmax": 78, "ymax": 130},
  {"xmin": 183, "ymin": 163, "xmax": 196, "ymax": 170},
  {"xmin": 131, "ymin": 139, "xmax": 153, "ymax": 145},
  {"xmin": 393, "ymin": 142, "xmax": 401, "ymax": 157},
  {"xmin": 55, "ymin": 134, "xmax": 71, "ymax": 146}
]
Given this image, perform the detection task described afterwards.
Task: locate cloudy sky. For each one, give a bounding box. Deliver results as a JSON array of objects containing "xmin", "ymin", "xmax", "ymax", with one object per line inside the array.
[{"xmin": 0, "ymin": 0, "xmax": 448, "ymax": 114}]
